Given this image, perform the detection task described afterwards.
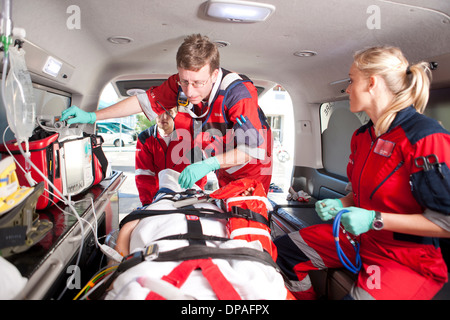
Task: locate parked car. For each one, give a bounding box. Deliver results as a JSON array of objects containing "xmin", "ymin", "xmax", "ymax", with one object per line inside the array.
[
  {"xmin": 96, "ymin": 124, "xmax": 134, "ymax": 147},
  {"xmin": 97, "ymin": 121, "xmax": 137, "ymax": 141}
]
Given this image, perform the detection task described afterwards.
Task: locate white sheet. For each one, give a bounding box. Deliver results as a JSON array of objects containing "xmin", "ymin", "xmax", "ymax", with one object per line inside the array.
[{"xmin": 104, "ymin": 169, "xmax": 287, "ymax": 300}]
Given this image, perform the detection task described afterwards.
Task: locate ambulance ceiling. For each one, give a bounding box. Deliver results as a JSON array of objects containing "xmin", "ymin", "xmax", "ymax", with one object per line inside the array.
[{"xmin": 9, "ymin": 0, "xmax": 450, "ymax": 107}]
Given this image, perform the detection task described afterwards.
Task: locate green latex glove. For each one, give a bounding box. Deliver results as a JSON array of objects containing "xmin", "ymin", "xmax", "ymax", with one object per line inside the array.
[
  {"xmin": 315, "ymin": 199, "xmax": 343, "ymax": 221},
  {"xmin": 61, "ymin": 105, "xmax": 96, "ymax": 124},
  {"xmin": 340, "ymin": 207, "xmax": 376, "ymax": 236},
  {"xmin": 178, "ymin": 157, "xmax": 220, "ymax": 189}
]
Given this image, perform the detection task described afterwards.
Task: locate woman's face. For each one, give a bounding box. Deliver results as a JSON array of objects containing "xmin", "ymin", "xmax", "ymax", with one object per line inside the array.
[{"xmin": 346, "ymin": 63, "xmax": 372, "ymax": 114}]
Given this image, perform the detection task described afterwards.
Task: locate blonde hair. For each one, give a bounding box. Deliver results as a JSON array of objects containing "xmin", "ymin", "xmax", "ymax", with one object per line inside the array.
[{"xmin": 353, "ymin": 46, "xmax": 432, "ymax": 135}]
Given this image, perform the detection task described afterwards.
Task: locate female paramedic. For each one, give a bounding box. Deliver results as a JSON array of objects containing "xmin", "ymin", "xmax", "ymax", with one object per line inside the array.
[
  {"xmin": 275, "ymin": 46, "xmax": 450, "ymax": 300},
  {"xmin": 60, "ymin": 34, "xmax": 273, "ymax": 194},
  {"xmin": 135, "ymin": 107, "xmax": 207, "ymax": 206}
]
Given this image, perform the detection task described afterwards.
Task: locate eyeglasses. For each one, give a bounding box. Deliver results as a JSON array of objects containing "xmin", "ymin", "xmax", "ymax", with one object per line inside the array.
[{"xmin": 177, "ymin": 76, "xmax": 211, "ymax": 88}]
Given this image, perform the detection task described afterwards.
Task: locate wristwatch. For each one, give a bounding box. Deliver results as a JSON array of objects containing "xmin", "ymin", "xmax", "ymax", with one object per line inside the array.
[{"xmin": 372, "ymin": 211, "xmax": 384, "ymax": 230}]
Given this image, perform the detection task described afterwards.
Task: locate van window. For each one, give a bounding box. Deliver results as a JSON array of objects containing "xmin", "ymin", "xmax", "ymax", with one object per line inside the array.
[
  {"xmin": 0, "ymin": 84, "xmax": 71, "ymax": 142},
  {"xmin": 99, "ymin": 83, "xmax": 138, "ymax": 130},
  {"xmin": 259, "ymin": 85, "xmax": 294, "ymax": 191},
  {"xmin": 320, "ymin": 101, "xmax": 369, "ymax": 179},
  {"xmin": 320, "ymin": 88, "xmax": 450, "ymax": 180},
  {"xmin": 425, "ymin": 87, "xmax": 450, "ymax": 131}
]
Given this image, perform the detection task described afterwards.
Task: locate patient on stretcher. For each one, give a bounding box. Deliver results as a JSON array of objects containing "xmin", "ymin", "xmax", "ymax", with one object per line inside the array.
[{"xmin": 103, "ymin": 169, "xmax": 290, "ymax": 300}]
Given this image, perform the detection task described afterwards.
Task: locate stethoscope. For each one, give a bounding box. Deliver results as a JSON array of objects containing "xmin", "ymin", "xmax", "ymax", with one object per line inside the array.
[{"xmin": 333, "ymin": 209, "xmax": 362, "ymax": 274}]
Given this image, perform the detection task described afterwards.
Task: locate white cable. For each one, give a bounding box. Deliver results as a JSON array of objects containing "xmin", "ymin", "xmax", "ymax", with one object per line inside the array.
[
  {"xmin": 1, "ymin": 29, "xmax": 90, "ymax": 300},
  {"xmin": 1, "ymin": 42, "xmax": 121, "ymax": 297},
  {"xmin": 73, "ymin": 197, "xmax": 122, "ymax": 262},
  {"xmin": 15, "ymin": 141, "xmax": 85, "ymax": 300}
]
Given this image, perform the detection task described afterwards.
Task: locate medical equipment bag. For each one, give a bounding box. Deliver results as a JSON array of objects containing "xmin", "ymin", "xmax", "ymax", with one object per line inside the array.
[
  {"xmin": 410, "ymin": 158, "xmax": 450, "ymax": 214},
  {"xmin": 0, "ymin": 131, "xmax": 108, "ymax": 210}
]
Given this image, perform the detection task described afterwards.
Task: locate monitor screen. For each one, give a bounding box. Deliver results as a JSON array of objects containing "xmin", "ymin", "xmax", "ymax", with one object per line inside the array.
[{"xmin": 60, "ymin": 137, "xmax": 94, "ymax": 196}]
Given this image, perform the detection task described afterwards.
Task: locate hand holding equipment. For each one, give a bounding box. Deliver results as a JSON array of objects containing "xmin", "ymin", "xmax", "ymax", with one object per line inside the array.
[
  {"xmin": 333, "ymin": 209, "xmax": 362, "ymax": 274},
  {"xmin": 61, "ymin": 106, "xmax": 96, "ymax": 124},
  {"xmin": 340, "ymin": 207, "xmax": 376, "ymax": 236}
]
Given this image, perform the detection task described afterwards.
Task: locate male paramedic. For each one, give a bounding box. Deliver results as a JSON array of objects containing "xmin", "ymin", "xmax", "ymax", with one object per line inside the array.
[
  {"xmin": 135, "ymin": 108, "xmax": 207, "ymax": 206},
  {"xmin": 61, "ymin": 34, "xmax": 273, "ymax": 193}
]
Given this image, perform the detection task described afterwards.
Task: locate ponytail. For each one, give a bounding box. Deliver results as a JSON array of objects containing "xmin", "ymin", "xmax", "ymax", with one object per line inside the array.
[{"xmin": 353, "ymin": 46, "xmax": 432, "ymax": 135}]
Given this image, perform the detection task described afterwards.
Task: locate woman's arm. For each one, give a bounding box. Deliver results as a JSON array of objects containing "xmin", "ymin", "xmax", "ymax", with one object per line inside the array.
[{"xmin": 381, "ymin": 212, "xmax": 450, "ymax": 238}]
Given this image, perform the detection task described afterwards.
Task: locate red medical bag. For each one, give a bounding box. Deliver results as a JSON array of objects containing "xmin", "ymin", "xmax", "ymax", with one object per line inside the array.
[{"xmin": 0, "ymin": 132, "xmax": 108, "ymax": 210}]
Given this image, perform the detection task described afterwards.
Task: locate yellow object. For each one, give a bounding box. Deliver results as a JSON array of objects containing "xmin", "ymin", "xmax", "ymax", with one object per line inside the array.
[{"xmin": 0, "ymin": 157, "xmax": 33, "ymax": 216}]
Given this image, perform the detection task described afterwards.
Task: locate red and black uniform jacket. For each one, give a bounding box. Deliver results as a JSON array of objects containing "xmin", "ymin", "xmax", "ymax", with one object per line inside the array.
[
  {"xmin": 348, "ymin": 106, "xmax": 450, "ymax": 252},
  {"xmin": 136, "ymin": 68, "xmax": 273, "ymax": 194},
  {"xmin": 135, "ymin": 124, "xmax": 207, "ymax": 205}
]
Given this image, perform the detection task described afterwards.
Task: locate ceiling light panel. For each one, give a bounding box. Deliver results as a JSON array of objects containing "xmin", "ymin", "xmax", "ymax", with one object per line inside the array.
[{"xmin": 205, "ymin": 0, "xmax": 275, "ymax": 22}]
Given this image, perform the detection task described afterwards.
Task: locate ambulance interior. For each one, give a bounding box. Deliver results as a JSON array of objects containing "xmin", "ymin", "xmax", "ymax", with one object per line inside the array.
[{"xmin": 0, "ymin": 0, "xmax": 449, "ymax": 300}]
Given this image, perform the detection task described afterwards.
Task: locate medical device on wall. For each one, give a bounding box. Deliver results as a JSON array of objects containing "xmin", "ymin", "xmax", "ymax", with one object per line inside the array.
[{"xmin": 58, "ymin": 137, "xmax": 94, "ymax": 196}]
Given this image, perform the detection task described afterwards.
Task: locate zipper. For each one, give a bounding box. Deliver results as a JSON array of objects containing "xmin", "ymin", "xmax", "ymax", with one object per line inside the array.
[
  {"xmin": 369, "ymin": 160, "xmax": 404, "ymax": 200},
  {"xmin": 356, "ymin": 129, "xmax": 376, "ymax": 207}
]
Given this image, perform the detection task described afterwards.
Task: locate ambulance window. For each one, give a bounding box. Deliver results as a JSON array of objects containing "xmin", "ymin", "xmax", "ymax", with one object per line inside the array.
[
  {"xmin": 319, "ymin": 101, "xmax": 368, "ymax": 179},
  {"xmin": 267, "ymin": 116, "xmax": 282, "ymax": 142},
  {"xmin": 259, "ymin": 85, "xmax": 294, "ymax": 191},
  {"xmin": 425, "ymin": 87, "xmax": 450, "ymax": 131}
]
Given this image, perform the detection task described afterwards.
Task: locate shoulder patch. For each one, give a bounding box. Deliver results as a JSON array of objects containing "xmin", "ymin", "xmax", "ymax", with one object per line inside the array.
[
  {"xmin": 138, "ymin": 125, "xmax": 157, "ymax": 144},
  {"xmin": 401, "ymin": 112, "xmax": 449, "ymax": 145}
]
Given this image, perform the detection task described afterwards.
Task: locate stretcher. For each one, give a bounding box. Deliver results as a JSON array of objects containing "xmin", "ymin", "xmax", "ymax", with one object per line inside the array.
[{"xmin": 88, "ymin": 169, "xmax": 292, "ymax": 300}]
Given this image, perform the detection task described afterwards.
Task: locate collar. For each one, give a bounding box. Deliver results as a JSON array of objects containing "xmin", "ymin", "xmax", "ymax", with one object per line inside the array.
[
  {"xmin": 156, "ymin": 124, "xmax": 179, "ymax": 141},
  {"xmin": 356, "ymin": 106, "xmax": 416, "ymax": 137},
  {"xmin": 388, "ymin": 105, "xmax": 416, "ymax": 130},
  {"xmin": 208, "ymin": 67, "xmax": 223, "ymax": 107},
  {"xmin": 179, "ymin": 68, "xmax": 223, "ymax": 119}
]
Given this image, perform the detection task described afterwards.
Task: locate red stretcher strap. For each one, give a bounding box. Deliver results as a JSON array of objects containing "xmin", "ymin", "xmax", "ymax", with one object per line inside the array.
[{"xmin": 145, "ymin": 258, "xmax": 241, "ymax": 300}]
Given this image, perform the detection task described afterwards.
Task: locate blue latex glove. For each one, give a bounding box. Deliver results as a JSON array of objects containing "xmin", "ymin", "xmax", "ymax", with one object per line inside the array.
[
  {"xmin": 178, "ymin": 157, "xmax": 220, "ymax": 189},
  {"xmin": 61, "ymin": 105, "xmax": 96, "ymax": 124},
  {"xmin": 315, "ymin": 199, "xmax": 343, "ymax": 221},
  {"xmin": 340, "ymin": 207, "xmax": 376, "ymax": 236}
]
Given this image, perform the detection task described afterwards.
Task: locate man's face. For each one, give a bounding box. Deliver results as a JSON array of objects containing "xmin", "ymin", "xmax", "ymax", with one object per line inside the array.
[
  {"xmin": 177, "ymin": 64, "xmax": 219, "ymax": 105},
  {"xmin": 156, "ymin": 108, "xmax": 177, "ymax": 133}
]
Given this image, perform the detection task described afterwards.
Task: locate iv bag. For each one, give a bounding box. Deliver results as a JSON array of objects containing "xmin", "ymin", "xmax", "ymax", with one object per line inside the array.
[{"xmin": 4, "ymin": 46, "xmax": 36, "ymax": 142}]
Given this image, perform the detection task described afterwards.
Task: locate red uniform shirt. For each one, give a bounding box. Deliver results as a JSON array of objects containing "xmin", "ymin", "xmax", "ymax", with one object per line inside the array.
[
  {"xmin": 135, "ymin": 124, "xmax": 207, "ymax": 205},
  {"xmin": 347, "ymin": 106, "xmax": 450, "ymax": 248},
  {"xmin": 137, "ymin": 68, "xmax": 273, "ymax": 193}
]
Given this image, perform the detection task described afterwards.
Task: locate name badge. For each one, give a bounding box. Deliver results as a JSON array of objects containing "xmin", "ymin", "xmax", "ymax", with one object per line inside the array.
[{"xmin": 374, "ymin": 139, "xmax": 395, "ymax": 157}]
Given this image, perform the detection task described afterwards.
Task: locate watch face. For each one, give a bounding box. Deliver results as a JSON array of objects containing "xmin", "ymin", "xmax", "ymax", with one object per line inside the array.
[{"xmin": 373, "ymin": 220, "xmax": 383, "ymax": 230}]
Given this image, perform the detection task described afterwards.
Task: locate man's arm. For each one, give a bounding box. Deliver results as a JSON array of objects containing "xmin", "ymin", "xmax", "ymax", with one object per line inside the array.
[
  {"xmin": 61, "ymin": 95, "xmax": 143, "ymax": 124},
  {"xmin": 214, "ymin": 147, "xmax": 252, "ymax": 169},
  {"xmin": 95, "ymin": 96, "xmax": 142, "ymax": 121}
]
